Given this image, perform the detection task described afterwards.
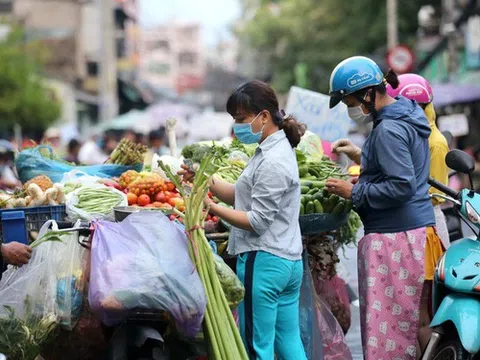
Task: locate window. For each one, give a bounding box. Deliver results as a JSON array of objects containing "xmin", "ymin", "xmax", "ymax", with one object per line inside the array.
[
  {"xmin": 155, "ymin": 40, "xmax": 170, "ymax": 52},
  {"xmin": 178, "ymin": 52, "xmax": 197, "ymax": 67}
]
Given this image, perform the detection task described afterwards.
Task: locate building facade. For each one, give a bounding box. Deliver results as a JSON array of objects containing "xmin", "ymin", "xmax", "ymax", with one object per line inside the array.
[{"xmin": 139, "ymin": 21, "xmax": 205, "ymax": 94}]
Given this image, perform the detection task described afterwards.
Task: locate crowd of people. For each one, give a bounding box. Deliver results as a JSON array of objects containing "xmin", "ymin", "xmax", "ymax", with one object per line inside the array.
[{"xmin": 0, "ymin": 126, "xmax": 169, "ymax": 191}]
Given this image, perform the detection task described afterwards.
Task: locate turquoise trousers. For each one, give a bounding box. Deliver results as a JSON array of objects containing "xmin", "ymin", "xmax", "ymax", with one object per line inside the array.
[{"xmin": 237, "ymin": 251, "xmax": 307, "ymax": 360}]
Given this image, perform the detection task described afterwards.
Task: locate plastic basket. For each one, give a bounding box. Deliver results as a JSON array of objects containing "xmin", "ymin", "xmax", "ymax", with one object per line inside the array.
[
  {"xmin": 0, "ymin": 205, "xmax": 67, "ymax": 243},
  {"xmin": 299, "ymin": 213, "xmax": 348, "ymax": 235}
]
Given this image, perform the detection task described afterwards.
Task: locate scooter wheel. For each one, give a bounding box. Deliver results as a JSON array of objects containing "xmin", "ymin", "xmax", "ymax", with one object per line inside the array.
[{"xmin": 430, "ymin": 340, "xmax": 475, "ymax": 360}]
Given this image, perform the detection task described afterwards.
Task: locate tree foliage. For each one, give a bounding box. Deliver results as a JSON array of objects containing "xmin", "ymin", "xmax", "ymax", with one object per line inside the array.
[
  {"xmin": 0, "ymin": 24, "xmax": 61, "ymax": 132},
  {"xmin": 238, "ymin": 0, "xmax": 442, "ymax": 93}
]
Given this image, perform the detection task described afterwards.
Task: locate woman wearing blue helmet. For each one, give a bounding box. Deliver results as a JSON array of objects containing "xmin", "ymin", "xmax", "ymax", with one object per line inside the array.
[{"xmin": 326, "ymin": 56, "xmax": 436, "ymax": 360}]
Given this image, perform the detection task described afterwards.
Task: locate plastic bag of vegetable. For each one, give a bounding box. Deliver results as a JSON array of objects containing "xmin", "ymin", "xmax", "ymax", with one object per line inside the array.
[
  {"xmin": 298, "ymin": 131, "xmax": 324, "ymax": 161},
  {"xmin": 88, "ymin": 212, "xmax": 206, "ymax": 337},
  {"xmin": 65, "ymin": 184, "xmax": 127, "ymax": 222},
  {"xmin": 16, "ymin": 145, "xmax": 141, "ymax": 183},
  {"xmin": 299, "ymin": 250, "xmax": 324, "ymax": 360},
  {"xmin": 213, "ymin": 253, "xmax": 244, "ymax": 309},
  {"xmin": 0, "ymin": 220, "xmax": 88, "ymax": 359}
]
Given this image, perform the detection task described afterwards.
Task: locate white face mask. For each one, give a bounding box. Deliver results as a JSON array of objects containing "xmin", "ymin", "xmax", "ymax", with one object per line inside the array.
[
  {"xmin": 347, "ymin": 93, "xmax": 374, "ymax": 125},
  {"xmin": 347, "ymin": 105, "xmax": 373, "ymax": 125}
]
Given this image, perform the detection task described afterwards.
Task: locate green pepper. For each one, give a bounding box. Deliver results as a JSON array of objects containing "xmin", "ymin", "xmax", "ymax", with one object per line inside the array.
[
  {"xmin": 306, "ymin": 201, "xmax": 315, "ymax": 214},
  {"xmin": 313, "ymin": 199, "xmax": 324, "ymax": 214},
  {"xmin": 344, "ymin": 200, "xmax": 353, "ymax": 213},
  {"xmin": 301, "ymin": 186, "xmax": 310, "ymax": 194},
  {"xmin": 299, "ymin": 165, "xmax": 309, "ymax": 178},
  {"xmin": 332, "ymin": 200, "xmax": 345, "ymax": 214}
]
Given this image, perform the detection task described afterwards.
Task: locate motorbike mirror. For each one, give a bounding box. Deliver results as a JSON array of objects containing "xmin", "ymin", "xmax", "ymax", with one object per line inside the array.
[{"xmin": 446, "ymin": 149, "xmax": 475, "ymax": 174}]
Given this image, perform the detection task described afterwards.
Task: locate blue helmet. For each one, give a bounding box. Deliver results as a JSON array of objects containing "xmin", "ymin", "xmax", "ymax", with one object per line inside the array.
[{"xmin": 329, "ymin": 56, "xmax": 384, "ymax": 108}]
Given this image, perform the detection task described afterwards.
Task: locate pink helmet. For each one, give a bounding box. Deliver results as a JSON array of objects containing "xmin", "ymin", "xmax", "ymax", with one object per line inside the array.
[{"xmin": 386, "ymin": 73, "xmax": 433, "ymax": 104}]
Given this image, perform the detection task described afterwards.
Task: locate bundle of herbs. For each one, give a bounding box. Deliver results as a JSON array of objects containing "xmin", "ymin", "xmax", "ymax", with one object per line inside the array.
[
  {"xmin": 0, "ymin": 298, "xmax": 57, "ymax": 360},
  {"xmin": 159, "ymin": 154, "xmax": 248, "ymax": 360}
]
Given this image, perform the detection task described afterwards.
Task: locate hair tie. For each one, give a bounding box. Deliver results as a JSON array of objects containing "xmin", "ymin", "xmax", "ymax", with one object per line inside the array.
[{"xmin": 280, "ymin": 109, "xmax": 289, "ymax": 120}]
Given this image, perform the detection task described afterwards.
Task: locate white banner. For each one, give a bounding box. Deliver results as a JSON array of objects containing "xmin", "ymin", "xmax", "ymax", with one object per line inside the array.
[{"xmin": 285, "ymin": 86, "xmax": 353, "ymax": 142}]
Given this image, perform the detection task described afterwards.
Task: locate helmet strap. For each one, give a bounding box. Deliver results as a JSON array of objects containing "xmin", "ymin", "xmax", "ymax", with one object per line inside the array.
[{"xmin": 353, "ymin": 89, "xmax": 378, "ymax": 118}]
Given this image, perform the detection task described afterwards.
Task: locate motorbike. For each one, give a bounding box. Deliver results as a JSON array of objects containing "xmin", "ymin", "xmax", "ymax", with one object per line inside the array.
[{"xmin": 421, "ymin": 149, "xmax": 480, "ymax": 360}]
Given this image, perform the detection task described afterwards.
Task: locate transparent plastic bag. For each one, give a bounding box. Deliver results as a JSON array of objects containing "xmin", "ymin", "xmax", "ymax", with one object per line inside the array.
[
  {"xmin": 213, "ymin": 253, "xmax": 244, "ymax": 309},
  {"xmin": 298, "ymin": 131, "xmax": 324, "ymax": 160},
  {"xmin": 299, "ymin": 250, "xmax": 324, "ymax": 360},
  {"xmin": 316, "ymin": 296, "xmax": 352, "ymax": 360},
  {"xmin": 0, "ymin": 220, "xmax": 87, "ymax": 328},
  {"xmin": 88, "ymin": 212, "xmax": 206, "ymax": 338},
  {"xmin": 65, "ymin": 184, "xmax": 127, "ymax": 222},
  {"xmin": 61, "ymin": 170, "xmax": 103, "ymax": 186},
  {"xmin": 313, "ymin": 274, "xmax": 351, "ymax": 334}
]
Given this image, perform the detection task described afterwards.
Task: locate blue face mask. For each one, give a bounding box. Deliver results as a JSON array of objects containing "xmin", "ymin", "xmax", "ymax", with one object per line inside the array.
[{"xmin": 233, "ymin": 112, "xmax": 264, "ymax": 144}]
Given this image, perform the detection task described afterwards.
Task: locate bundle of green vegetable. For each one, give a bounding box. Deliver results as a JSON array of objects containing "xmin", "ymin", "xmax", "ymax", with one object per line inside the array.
[
  {"xmin": 0, "ymin": 299, "xmax": 57, "ymax": 360},
  {"xmin": 105, "ymin": 138, "xmax": 148, "ymax": 165},
  {"xmin": 300, "ymin": 182, "xmax": 353, "ymax": 216},
  {"xmin": 74, "ymin": 186, "xmax": 124, "ymax": 215},
  {"xmin": 297, "ymin": 151, "xmax": 347, "ymax": 181},
  {"xmin": 337, "ymin": 211, "xmax": 362, "ymax": 247},
  {"xmin": 159, "ymin": 154, "xmax": 248, "ymax": 360},
  {"xmin": 181, "ymin": 142, "xmax": 248, "ymax": 184}
]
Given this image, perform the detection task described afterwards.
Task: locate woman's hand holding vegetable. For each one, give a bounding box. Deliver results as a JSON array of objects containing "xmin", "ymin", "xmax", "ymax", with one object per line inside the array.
[
  {"xmin": 325, "ymin": 178, "xmax": 353, "ymax": 199},
  {"xmin": 1, "ymin": 242, "xmax": 32, "ymax": 267},
  {"xmin": 332, "ymin": 139, "xmax": 362, "ymax": 165}
]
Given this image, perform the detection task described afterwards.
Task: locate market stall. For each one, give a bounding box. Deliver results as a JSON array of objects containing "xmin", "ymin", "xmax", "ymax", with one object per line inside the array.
[{"xmin": 0, "ymin": 127, "xmax": 360, "ymax": 360}]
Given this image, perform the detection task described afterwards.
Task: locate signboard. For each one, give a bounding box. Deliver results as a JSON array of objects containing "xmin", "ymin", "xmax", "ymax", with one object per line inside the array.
[
  {"xmin": 285, "ymin": 86, "xmax": 353, "ymax": 142},
  {"xmin": 386, "ymin": 45, "xmax": 415, "ymax": 74},
  {"xmin": 466, "ymin": 16, "xmax": 480, "ymax": 69},
  {"xmin": 438, "ymin": 113, "xmax": 469, "ymax": 137}
]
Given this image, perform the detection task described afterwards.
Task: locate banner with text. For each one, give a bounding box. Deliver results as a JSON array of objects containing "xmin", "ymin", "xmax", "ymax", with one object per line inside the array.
[{"xmin": 285, "ymin": 86, "xmax": 353, "ymax": 142}]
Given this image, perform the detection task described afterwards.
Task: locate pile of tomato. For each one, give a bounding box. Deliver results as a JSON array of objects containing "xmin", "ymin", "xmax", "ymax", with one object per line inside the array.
[{"xmin": 121, "ymin": 179, "xmax": 186, "ymax": 212}]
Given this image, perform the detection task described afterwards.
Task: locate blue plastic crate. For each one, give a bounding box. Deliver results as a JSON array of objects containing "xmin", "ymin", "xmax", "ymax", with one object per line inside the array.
[{"xmin": 0, "ymin": 205, "xmax": 66, "ymax": 243}]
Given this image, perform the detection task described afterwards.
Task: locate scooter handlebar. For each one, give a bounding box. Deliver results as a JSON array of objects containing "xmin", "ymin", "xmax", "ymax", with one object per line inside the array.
[{"xmin": 428, "ymin": 177, "xmax": 460, "ymax": 200}]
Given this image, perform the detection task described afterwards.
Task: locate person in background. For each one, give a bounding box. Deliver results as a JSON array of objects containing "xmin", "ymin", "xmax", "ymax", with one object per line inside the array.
[
  {"xmin": 327, "ymin": 56, "xmax": 435, "ymax": 360},
  {"xmin": 0, "ymin": 141, "xmax": 20, "ymax": 189},
  {"xmin": 122, "ymin": 129, "xmax": 137, "ymax": 143},
  {"xmin": 78, "ymin": 135, "xmax": 109, "ymax": 165},
  {"xmin": 386, "ymin": 73, "xmax": 449, "ymax": 354},
  {"xmin": 43, "ymin": 127, "xmax": 65, "ymax": 157},
  {"xmin": 149, "ymin": 128, "xmax": 168, "ymax": 155},
  {"xmin": 0, "ymin": 242, "xmax": 32, "ymax": 279},
  {"xmin": 65, "ymin": 139, "xmax": 81, "ymax": 164}
]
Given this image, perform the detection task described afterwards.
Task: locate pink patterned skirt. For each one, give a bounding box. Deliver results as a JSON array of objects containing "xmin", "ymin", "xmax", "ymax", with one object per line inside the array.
[{"xmin": 357, "ymin": 227, "xmax": 426, "ymax": 360}]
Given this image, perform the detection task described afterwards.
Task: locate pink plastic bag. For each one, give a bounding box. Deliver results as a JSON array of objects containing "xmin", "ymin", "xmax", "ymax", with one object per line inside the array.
[
  {"xmin": 312, "ymin": 273, "xmax": 351, "ymax": 334},
  {"xmin": 316, "ymin": 296, "xmax": 352, "ymax": 360}
]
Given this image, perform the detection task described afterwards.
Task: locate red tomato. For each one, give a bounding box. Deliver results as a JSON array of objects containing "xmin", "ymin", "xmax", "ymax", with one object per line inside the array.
[
  {"xmin": 212, "ymin": 216, "xmax": 219, "ymax": 222},
  {"xmin": 166, "ymin": 182, "xmax": 175, "ymax": 191},
  {"xmin": 137, "ymin": 194, "xmax": 151, "ymax": 206},
  {"xmin": 155, "ymin": 192, "xmax": 167, "ymax": 203},
  {"xmin": 208, "ymin": 191, "xmax": 213, "ymax": 198},
  {"xmin": 127, "ymin": 193, "xmax": 138, "ymax": 205},
  {"xmin": 168, "ymin": 198, "xmax": 177, "ymax": 207}
]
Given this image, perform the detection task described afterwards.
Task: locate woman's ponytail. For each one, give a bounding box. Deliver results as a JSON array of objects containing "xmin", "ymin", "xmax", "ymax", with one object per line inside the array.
[
  {"xmin": 280, "ymin": 115, "xmax": 306, "ymax": 148},
  {"xmin": 384, "ymin": 69, "xmax": 399, "ymax": 89}
]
